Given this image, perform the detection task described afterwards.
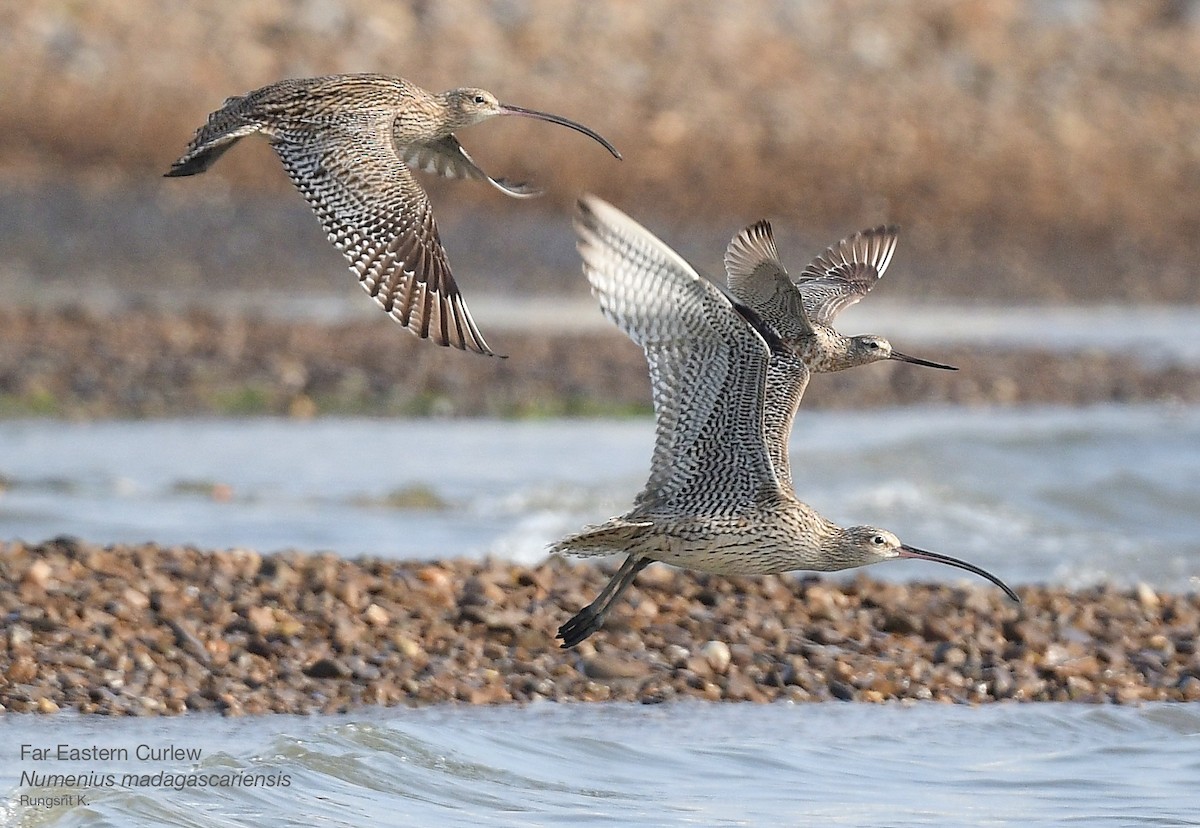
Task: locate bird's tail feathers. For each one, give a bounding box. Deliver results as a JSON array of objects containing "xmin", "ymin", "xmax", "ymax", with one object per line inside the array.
[{"xmin": 549, "ymin": 519, "xmax": 655, "ymax": 558}]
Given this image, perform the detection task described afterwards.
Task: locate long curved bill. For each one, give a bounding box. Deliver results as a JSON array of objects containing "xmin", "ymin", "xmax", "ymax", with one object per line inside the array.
[
  {"xmin": 499, "ymin": 104, "xmax": 622, "ymax": 159},
  {"xmin": 889, "ymin": 350, "xmax": 958, "ymax": 370},
  {"xmin": 899, "ymin": 544, "xmax": 1020, "ymax": 602}
]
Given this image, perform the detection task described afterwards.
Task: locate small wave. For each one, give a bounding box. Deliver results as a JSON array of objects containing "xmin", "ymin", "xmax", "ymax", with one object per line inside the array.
[{"xmin": 5, "ymin": 704, "xmax": 1200, "ymax": 826}]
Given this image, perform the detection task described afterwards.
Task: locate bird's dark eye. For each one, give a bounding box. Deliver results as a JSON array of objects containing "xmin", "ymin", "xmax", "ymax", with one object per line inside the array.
[
  {"xmin": 868, "ymin": 341, "xmax": 882, "ymax": 350},
  {"xmin": 872, "ymin": 535, "xmax": 886, "ymax": 545},
  {"xmin": 473, "ymin": 94, "xmax": 487, "ymax": 104}
]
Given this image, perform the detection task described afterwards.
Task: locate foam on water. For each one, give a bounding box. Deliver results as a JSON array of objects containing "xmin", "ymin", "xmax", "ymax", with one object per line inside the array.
[{"xmin": 1, "ymin": 404, "xmax": 1197, "ymax": 590}]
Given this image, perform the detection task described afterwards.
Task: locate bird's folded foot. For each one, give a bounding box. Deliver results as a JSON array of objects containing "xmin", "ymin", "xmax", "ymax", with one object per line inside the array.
[{"xmin": 556, "ymin": 605, "xmax": 607, "ymax": 649}]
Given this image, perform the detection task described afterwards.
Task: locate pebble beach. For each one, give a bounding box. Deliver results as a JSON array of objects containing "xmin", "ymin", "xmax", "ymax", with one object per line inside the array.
[
  {"xmin": 2, "ymin": 537, "xmax": 1198, "ymax": 716},
  {"xmin": 2, "ymin": 2, "xmax": 1198, "ymax": 731},
  {"xmin": 2, "ymin": 309, "xmax": 1199, "ymax": 716}
]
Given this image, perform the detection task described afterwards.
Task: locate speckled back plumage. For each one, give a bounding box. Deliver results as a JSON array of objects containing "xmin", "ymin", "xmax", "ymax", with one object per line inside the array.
[
  {"xmin": 553, "ymin": 196, "xmax": 847, "ymax": 578},
  {"xmin": 760, "ymin": 346, "xmax": 809, "ymax": 494},
  {"xmin": 271, "ymin": 110, "xmax": 490, "ymax": 351}
]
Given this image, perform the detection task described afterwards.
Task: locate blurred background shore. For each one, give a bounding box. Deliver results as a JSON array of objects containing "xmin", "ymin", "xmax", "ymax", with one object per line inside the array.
[
  {"xmin": 2, "ymin": 0, "xmax": 1199, "ymax": 414},
  {"xmin": 3, "ymin": 0, "xmax": 1199, "ymax": 301}
]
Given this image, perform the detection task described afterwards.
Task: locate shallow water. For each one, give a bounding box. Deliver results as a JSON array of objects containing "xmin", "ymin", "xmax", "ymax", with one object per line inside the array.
[
  {"xmin": 2, "ymin": 404, "xmax": 1198, "ymax": 825},
  {"xmin": 1, "ymin": 404, "xmax": 1197, "ymax": 590},
  {"xmin": 1, "ymin": 703, "xmax": 1198, "ymax": 827}
]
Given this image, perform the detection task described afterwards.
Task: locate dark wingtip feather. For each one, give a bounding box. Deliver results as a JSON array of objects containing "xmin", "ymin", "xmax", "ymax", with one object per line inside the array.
[{"xmin": 163, "ymin": 153, "xmax": 211, "ymax": 177}]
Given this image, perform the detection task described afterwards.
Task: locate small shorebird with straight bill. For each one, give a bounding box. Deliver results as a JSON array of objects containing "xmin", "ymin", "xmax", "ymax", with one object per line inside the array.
[
  {"xmin": 552, "ymin": 195, "xmax": 1017, "ymax": 648},
  {"xmin": 726, "ymin": 223, "xmax": 957, "ymax": 487},
  {"xmin": 725, "ymin": 222, "xmax": 956, "ymax": 373},
  {"xmin": 166, "ymin": 73, "xmax": 621, "ymax": 356}
]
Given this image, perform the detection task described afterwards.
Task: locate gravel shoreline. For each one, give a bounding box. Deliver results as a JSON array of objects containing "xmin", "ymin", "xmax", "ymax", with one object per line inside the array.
[
  {"xmin": 3, "ymin": 308, "xmax": 1200, "ymax": 418},
  {"xmin": 2, "ymin": 538, "xmax": 1197, "ymax": 715}
]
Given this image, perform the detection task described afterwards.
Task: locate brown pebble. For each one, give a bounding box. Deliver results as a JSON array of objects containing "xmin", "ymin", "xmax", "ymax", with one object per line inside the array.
[
  {"xmin": 247, "ymin": 606, "xmax": 276, "ymax": 635},
  {"xmin": 722, "ymin": 673, "xmax": 765, "ymax": 702},
  {"xmin": 923, "ymin": 618, "xmax": 957, "ymax": 643},
  {"xmin": 24, "ymin": 559, "xmax": 54, "ymax": 588},
  {"xmin": 393, "ymin": 635, "xmax": 424, "ymax": 659},
  {"xmin": 460, "ymin": 606, "xmax": 526, "ymax": 630},
  {"xmin": 1055, "ymin": 655, "xmax": 1102, "ymax": 679},
  {"xmin": 1066, "ymin": 675, "xmax": 1097, "ymax": 700},
  {"xmin": 461, "ymin": 576, "xmax": 507, "ymax": 606},
  {"xmin": 685, "ymin": 655, "xmax": 714, "ymax": 677},
  {"xmin": 934, "ymin": 644, "xmax": 967, "ymax": 667},
  {"xmin": 364, "ymin": 603, "xmax": 390, "ymax": 627},
  {"xmin": 7, "ymin": 655, "xmax": 38, "ymax": 683},
  {"xmin": 582, "ymin": 654, "xmax": 652, "ymax": 680}
]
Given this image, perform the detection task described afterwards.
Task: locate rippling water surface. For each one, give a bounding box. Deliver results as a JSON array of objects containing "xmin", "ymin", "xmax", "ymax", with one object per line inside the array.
[
  {"xmin": 2, "ymin": 404, "xmax": 1198, "ymax": 825},
  {"xmin": 2, "ymin": 703, "xmax": 1200, "ymax": 827},
  {"xmin": 1, "ymin": 404, "xmax": 1198, "ymax": 589}
]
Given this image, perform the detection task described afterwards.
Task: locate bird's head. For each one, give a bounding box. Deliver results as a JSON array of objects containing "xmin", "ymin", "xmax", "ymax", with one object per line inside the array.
[
  {"xmin": 842, "ymin": 525, "xmax": 1019, "ymax": 601},
  {"xmin": 849, "ymin": 335, "xmax": 957, "ymax": 370},
  {"xmin": 442, "ymin": 88, "xmax": 622, "ymax": 158},
  {"xmin": 442, "ymin": 87, "xmax": 505, "ymax": 128},
  {"xmin": 849, "ymin": 334, "xmax": 893, "ymax": 365},
  {"xmin": 841, "ymin": 525, "xmax": 905, "ymax": 566}
]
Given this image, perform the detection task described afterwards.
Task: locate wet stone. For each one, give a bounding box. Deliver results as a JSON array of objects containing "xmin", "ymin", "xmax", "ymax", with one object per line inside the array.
[{"xmin": 829, "ymin": 680, "xmax": 856, "ymax": 701}]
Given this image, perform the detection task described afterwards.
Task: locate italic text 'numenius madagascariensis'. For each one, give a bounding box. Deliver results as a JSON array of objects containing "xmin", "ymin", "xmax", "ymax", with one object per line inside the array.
[
  {"xmin": 552, "ymin": 195, "xmax": 1017, "ymax": 648},
  {"xmin": 165, "ymin": 74, "xmax": 621, "ymax": 356}
]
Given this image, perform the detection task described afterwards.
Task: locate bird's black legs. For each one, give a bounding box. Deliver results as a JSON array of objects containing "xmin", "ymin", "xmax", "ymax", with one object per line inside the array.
[{"xmin": 557, "ymin": 555, "xmax": 652, "ymax": 648}]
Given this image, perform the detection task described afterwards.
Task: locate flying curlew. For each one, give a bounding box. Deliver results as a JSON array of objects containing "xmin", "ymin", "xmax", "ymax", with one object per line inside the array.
[
  {"xmin": 166, "ymin": 73, "xmax": 621, "ymax": 356},
  {"xmin": 553, "ymin": 196, "xmax": 1017, "ymax": 648},
  {"xmin": 725, "ymin": 222, "xmax": 956, "ymax": 373}
]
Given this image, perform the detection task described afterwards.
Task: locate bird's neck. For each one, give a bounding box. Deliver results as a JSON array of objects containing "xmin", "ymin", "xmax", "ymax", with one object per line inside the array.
[
  {"xmin": 798, "ymin": 326, "xmax": 854, "ymax": 373},
  {"xmin": 819, "ymin": 525, "xmax": 868, "ymax": 571}
]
